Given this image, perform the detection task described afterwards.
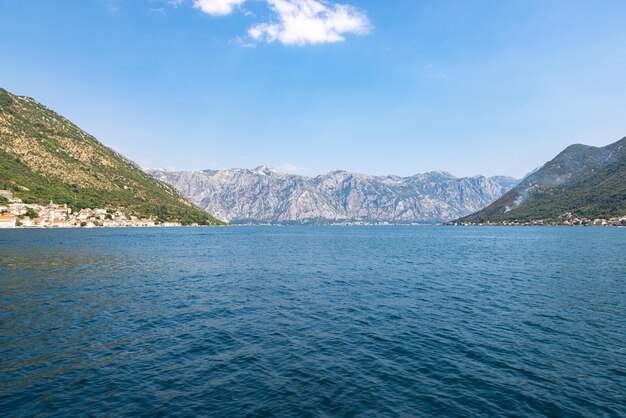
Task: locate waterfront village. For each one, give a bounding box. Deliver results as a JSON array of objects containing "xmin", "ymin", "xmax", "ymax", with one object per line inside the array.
[
  {"xmin": 0, "ymin": 190, "xmax": 182, "ymax": 229},
  {"xmin": 448, "ymin": 212, "xmax": 626, "ymax": 227}
]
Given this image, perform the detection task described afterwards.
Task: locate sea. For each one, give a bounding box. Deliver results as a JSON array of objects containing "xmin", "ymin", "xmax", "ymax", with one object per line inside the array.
[{"xmin": 0, "ymin": 226, "xmax": 625, "ymax": 417}]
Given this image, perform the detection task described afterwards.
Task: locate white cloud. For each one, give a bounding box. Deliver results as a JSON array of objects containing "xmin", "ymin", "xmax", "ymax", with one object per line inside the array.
[
  {"xmin": 193, "ymin": 0, "xmax": 246, "ymax": 16},
  {"xmin": 187, "ymin": 0, "xmax": 370, "ymax": 45},
  {"xmin": 248, "ymin": 0, "xmax": 370, "ymax": 45}
]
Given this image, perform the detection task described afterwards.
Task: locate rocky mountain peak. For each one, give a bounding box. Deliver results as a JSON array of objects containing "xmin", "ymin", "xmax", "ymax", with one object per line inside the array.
[{"xmin": 254, "ymin": 165, "xmax": 281, "ymax": 175}]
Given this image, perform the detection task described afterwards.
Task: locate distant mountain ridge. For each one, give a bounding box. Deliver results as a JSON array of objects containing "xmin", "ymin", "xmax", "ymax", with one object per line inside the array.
[
  {"xmin": 0, "ymin": 87, "xmax": 223, "ymax": 225},
  {"xmin": 148, "ymin": 166, "xmax": 518, "ymax": 224},
  {"xmin": 460, "ymin": 137, "xmax": 626, "ymax": 222}
]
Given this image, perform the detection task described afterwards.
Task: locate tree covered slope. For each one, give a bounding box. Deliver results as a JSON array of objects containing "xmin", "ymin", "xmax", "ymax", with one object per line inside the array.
[
  {"xmin": 460, "ymin": 137, "xmax": 626, "ymax": 223},
  {"xmin": 0, "ymin": 87, "xmax": 223, "ymax": 225}
]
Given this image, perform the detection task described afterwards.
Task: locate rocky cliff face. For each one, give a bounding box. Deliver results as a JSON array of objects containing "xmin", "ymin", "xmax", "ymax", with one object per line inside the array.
[{"xmin": 148, "ymin": 166, "xmax": 518, "ymax": 224}]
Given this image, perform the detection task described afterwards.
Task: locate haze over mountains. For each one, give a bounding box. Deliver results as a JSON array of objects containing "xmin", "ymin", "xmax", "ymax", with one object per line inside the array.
[
  {"xmin": 461, "ymin": 137, "xmax": 626, "ymax": 223},
  {"xmin": 148, "ymin": 167, "xmax": 518, "ymax": 224}
]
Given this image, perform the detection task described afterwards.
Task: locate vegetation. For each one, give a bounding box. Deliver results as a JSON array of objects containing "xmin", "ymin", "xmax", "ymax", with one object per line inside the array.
[
  {"xmin": 460, "ymin": 137, "xmax": 626, "ymax": 223},
  {"xmin": 0, "ymin": 87, "xmax": 224, "ymax": 225},
  {"xmin": 24, "ymin": 207, "xmax": 38, "ymax": 219}
]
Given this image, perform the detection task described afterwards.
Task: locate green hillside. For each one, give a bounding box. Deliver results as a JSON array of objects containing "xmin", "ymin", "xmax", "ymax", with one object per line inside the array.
[
  {"xmin": 459, "ymin": 137, "xmax": 626, "ymax": 223},
  {"xmin": 0, "ymin": 87, "xmax": 224, "ymax": 225}
]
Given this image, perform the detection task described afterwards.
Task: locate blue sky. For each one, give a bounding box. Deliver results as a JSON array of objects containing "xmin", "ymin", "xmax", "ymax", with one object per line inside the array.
[{"xmin": 1, "ymin": 0, "xmax": 625, "ymax": 178}]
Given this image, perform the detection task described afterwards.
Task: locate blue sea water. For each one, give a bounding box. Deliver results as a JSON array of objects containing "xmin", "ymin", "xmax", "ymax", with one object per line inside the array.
[{"xmin": 0, "ymin": 226, "xmax": 625, "ymax": 417}]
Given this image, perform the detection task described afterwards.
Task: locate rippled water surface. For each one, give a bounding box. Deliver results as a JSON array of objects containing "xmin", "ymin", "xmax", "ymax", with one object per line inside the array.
[{"xmin": 1, "ymin": 226, "xmax": 625, "ymax": 417}]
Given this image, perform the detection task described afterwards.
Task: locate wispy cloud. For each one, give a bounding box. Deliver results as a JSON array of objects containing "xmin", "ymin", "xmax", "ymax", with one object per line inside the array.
[
  {"xmin": 148, "ymin": 0, "xmax": 184, "ymax": 12},
  {"xmin": 280, "ymin": 162, "xmax": 310, "ymax": 173},
  {"xmin": 192, "ymin": 0, "xmax": 246, "ymax": 16},
  {"xmin": 184, "ymin": 0, "xmax": 370, "ymax": 46},
  {"xmin": 100, "ymin": 0, "xmax": 122, "ymax": 13}
]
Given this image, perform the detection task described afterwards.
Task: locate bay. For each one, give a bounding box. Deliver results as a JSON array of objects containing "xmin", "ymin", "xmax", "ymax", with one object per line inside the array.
[{"xmin": 1, "ymin": 226, "xmax": 625, "ymax": 417}]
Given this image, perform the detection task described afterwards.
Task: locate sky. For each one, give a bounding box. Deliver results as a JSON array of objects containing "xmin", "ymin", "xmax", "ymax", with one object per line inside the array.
[{"xmin": 1, "ymin": 0, "xmax": 625, "ymax": 178}]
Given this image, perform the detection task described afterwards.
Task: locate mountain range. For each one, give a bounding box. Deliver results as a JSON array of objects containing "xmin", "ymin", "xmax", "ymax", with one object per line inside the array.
[
  {"xmin": 148, "ymin": 167, "xmax": 518, "ymax": 224},
  {"xmin": 0, "ymin": 87, "xmax": 223, "ymax": 225},
  {"xmin": 3, "ymin": 85, "xmax": 622, "ymax": 227},
  {"xmin": 460, "ymin": 137, "xmax": 626, "ymax": 223}
]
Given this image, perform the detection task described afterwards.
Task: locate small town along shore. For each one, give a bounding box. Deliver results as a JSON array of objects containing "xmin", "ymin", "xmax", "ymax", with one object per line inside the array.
[
  {"xmin": 447, "ymin": 213, "xmax": 626, "ymax": 227},
  {"xmin": 0, "ymin": 190, "xmax": 185, "ymax": 229}
]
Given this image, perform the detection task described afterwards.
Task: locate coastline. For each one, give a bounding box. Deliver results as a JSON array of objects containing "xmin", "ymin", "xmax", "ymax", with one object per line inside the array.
[{"xmin": 3, "ymin": 222, "xmax": 624, "ymax": 230}]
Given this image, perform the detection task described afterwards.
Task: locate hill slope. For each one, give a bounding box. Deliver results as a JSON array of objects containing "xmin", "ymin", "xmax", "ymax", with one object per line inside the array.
[
  {"xmin": 148, "ymin": 166, "xmax": 518, "ymax": 224},
  {"xmin": 0, "ymin": 87, "xmax": 223, "ymax": 225},
  {"xmin": 459, "ymin": 137, "xmax": 626, "ymax": 223}
]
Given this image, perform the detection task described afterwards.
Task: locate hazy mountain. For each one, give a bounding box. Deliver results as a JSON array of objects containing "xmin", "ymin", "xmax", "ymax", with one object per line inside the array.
[
  {"xmin": 460, "ymin": 136, "xmax": 626, "ymax": 222},
  {"xmin": 148, "ymin": 166, "xmax": 518, "ymax": 224},
  {"xmin": 0, "ymin": 87, "xmax": 223, "ymax": 225}
]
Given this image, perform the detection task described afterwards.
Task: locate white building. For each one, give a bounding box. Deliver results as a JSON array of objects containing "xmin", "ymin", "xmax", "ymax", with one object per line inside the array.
[{"xmin": 0, "ymin": 215, "xmax": 17, "ymax": 228}]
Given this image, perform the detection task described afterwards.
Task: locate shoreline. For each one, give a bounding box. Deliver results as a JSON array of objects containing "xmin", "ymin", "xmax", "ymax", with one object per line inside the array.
[{"xmin": 1, "ymin": 223, "xmax": 624, "ymax": 230}]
